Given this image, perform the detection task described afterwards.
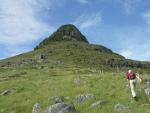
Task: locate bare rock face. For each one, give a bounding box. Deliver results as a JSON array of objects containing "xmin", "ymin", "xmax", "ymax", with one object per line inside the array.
[{"xmin": 44, "ymin": 103, "xmax": 76, "ymax": 113}]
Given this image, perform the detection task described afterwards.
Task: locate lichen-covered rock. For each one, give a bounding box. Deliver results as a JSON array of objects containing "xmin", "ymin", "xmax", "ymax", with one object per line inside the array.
[
  {"xmin": 32, "ymin": 103, "xmax": 41, "ymax": 113},
  {"xmin": 114, "ymin": 104, "xmax": 132, "ymax": 113},
  {"xmin": 0, "ymin": 89, "xmax": 15, "ymax": 96},
  {"xmin": 73, "ymin": 76, "xmax": 81, "ymax": 85},
  {"xmin": 144, "ymin": 87, "xmax": 150, "ymax": 101},
  {"xmin": 74, "ymin": 93, "xmax": 95, "ymax": 104},
  {"xmin": 44, "ymin": 103, "xmax": 76, "ymax": 113},
  {"xmin": 141, "ymin": 80, "xmax": 150, "ymax": 102},
  {"xmin": 51, "ymin": 96, "xmax": 64, "ymax": 104}
]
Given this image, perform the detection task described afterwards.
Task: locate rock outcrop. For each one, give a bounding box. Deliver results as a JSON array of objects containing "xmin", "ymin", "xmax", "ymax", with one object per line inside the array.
[{"xmin": 44, "ymin": 103, "xmax": 76, "ymax": 113}]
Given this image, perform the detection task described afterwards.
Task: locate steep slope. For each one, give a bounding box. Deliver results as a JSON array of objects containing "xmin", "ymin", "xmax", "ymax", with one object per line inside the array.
[{"xmin": 0, "ymin": 24, "xmax": 150, "ymax": 70}]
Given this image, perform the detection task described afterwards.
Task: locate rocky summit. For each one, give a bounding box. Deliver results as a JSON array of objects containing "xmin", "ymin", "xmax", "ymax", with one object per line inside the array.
[{"xmin": 35, "ymin": 24, "xmax": 89, "ymax": 49}]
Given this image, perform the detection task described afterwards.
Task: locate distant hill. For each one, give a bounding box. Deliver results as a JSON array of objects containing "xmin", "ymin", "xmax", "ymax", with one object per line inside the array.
[{"xmin": 0, "ymin": 24, "xmax": 150, "ymax": 69}]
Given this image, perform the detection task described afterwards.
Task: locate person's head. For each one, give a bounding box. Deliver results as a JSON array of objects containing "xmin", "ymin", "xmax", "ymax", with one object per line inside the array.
[{"xmin": 128, "ymin": 70, "xmax": 132, "ymax": 73}]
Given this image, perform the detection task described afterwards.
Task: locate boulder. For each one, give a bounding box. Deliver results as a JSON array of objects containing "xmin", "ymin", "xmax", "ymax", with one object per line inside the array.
[
  {"xmin": 142, "ymin": 81, "xmax": 150, "ymax": 88},
  {"xmin": 141, "ymin": 81, "xmax": 150, "ymax": 102},
  {"xmin": 146, "ymin": 81, "xmax": 150, "ymax": 86},
  {"xmin": 0, "ymin": 89, "xmax": 15, "ymax": 96},
  {"xmin": 114, "ymin": 104, "xmax": 132, "ymax": 113},
  {"xmin": 51, "ymin": 96, "xmax": 64, "ymax": 104},
  {"xmin": 32, "ymin": 103, "xmax": 41, "ymax": 113},
  {"xmin": 73, "ymin": 76, "xmax": 81, "ymax": 85},
  {"xmin": 44, "ymin": 103, "xmax": 76, "ymax": 113},
  {"xmin": 74, "ymin": 93, "xmax": 95, "ymax": 104},
  {"xmin": 144, "ymin": 87, "xmax": 150, "ymax": 101}
]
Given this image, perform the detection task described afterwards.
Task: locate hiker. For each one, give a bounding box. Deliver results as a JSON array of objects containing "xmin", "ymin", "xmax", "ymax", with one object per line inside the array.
[{"xmin": 125, "ymin": 70, "xmax": 142, "ymax": 101}]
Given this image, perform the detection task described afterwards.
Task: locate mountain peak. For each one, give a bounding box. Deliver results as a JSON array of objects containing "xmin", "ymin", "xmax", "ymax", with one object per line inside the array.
[
  {"xmin": 54, "ymin": 24, "xmax": 88, "ymax": 42},
  {"xmin": 35, "ymin": 24, "xmax": 89, "ymax": 49}
]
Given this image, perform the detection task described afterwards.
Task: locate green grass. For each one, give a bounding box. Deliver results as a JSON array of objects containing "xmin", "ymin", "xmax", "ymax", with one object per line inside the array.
[
  {"xmin": 0, "ymin": 41, "xmax": 150, "ymax": 113},
  {"xmin": 0, "ymin": 66, "xmax": 149, "ymax": 113}
]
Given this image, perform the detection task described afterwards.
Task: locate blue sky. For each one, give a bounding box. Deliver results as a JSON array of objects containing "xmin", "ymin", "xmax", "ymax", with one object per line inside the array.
[{"xmin": 0, "ymin": 0, "xmax": 150, "ymax": 61}]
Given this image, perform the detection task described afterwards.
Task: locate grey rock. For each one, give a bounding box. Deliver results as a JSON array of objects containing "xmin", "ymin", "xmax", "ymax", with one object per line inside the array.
[
  {"xmin": 114, "ymin": 104, "xmax": 132, "ymax": 113},
  {"xmin": 90, "ymin": 100, "xmax": 107, "ymax": 108},
  {"xmin": 73, "ymin": 76, "xmax": 81, "ymax": 85},
  {"xmin": 142, "ymin": 81, "xmax": 150, "ymax": 89},
  {"xmin": 74, "ymin": 93, "xmax": 95, "ymax": 104},
  {"xmin": 32, "ymin": 103, "xmax": 41, "ymax": 113},
  {"xmin": 146, "ymin": 81, "xmax": 150, "ymax": 86},
  {"xmin": 55, "ymin": 61, "xmax": 64, "ymax": 65},
  {"xmin": 144, "ymin": 87, "xmax": 150, "ymax": 101},
  {"xmin": 45, "ymin": 103, "xmax": 76, "ymax": 113},
  {"xmin": 0, "ymin": 89, "xmax": 15, "ymax": 96},
  {"xmin": 141, "ymin": 81, "xmax": 150, "ymax": 102},
  {"xmin": 51, "ymin": 96, "xmax": 64, "ymax": 104}
]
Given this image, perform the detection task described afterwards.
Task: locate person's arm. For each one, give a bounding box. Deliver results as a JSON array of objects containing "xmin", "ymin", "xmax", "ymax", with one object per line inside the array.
[
  {"xmin": 125, "ymin": 73, "xmax": 130, "ymax": 87},
  {"xmin": 125, "ymin": 73, "xmax": 129, "ymax": 81},
  {"xmin": 136, "ymin": 73, "xmax": 142, "ymax": 82}
]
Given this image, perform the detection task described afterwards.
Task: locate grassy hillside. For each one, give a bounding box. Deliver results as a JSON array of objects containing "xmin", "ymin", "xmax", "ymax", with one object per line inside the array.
[
  {"xmin": 0, "ymin": 65, "xmax": 150, "ymax": 113},
  {"xmin": 0, "ymin": 41, "xmax": 150, "ymax": 71},
  {"xmin": 0, "ymin": 24, "xmax": 150, "ymax": 113}
]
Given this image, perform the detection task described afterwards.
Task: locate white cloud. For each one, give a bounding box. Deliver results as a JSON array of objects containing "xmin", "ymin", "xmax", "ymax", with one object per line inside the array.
[
  {"xmin": 119, "ymin": 0, "xmax": 148, "ymax": 15},
  {"xmin": 121, "ymin": 0, "xmax": 134, "ymax": 15},
  {"xmin": 120, "ymin": 50, "xmax": 133, "ymax": 58},
  {"xmin": 74, "ymin": 13, "xmax": 102, "ymax": 31},
  {"xmin": 119, "ymin": 49, "xmax": 150, "ymax": 61},
  {"xmin": 143, "ymin": 11, "xmax": 150, "ymax": 25},
  {"xmin": 0, "ymin": 0, "xmax": 55, "ymax": 46},
  {"xmin": 112, "ymin": 26, "xmax": 150, "ymax": 61},
  {"xmin": 76, "ymin": 0, "xmax": 88, "ymax": 4},
  {"xmin": 0, "ymin": 0, "xmax": 60, "ymax": 59},
  {"xmin": 119, "ymin": 0, "xmax": 137, "ymax": 15}
]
